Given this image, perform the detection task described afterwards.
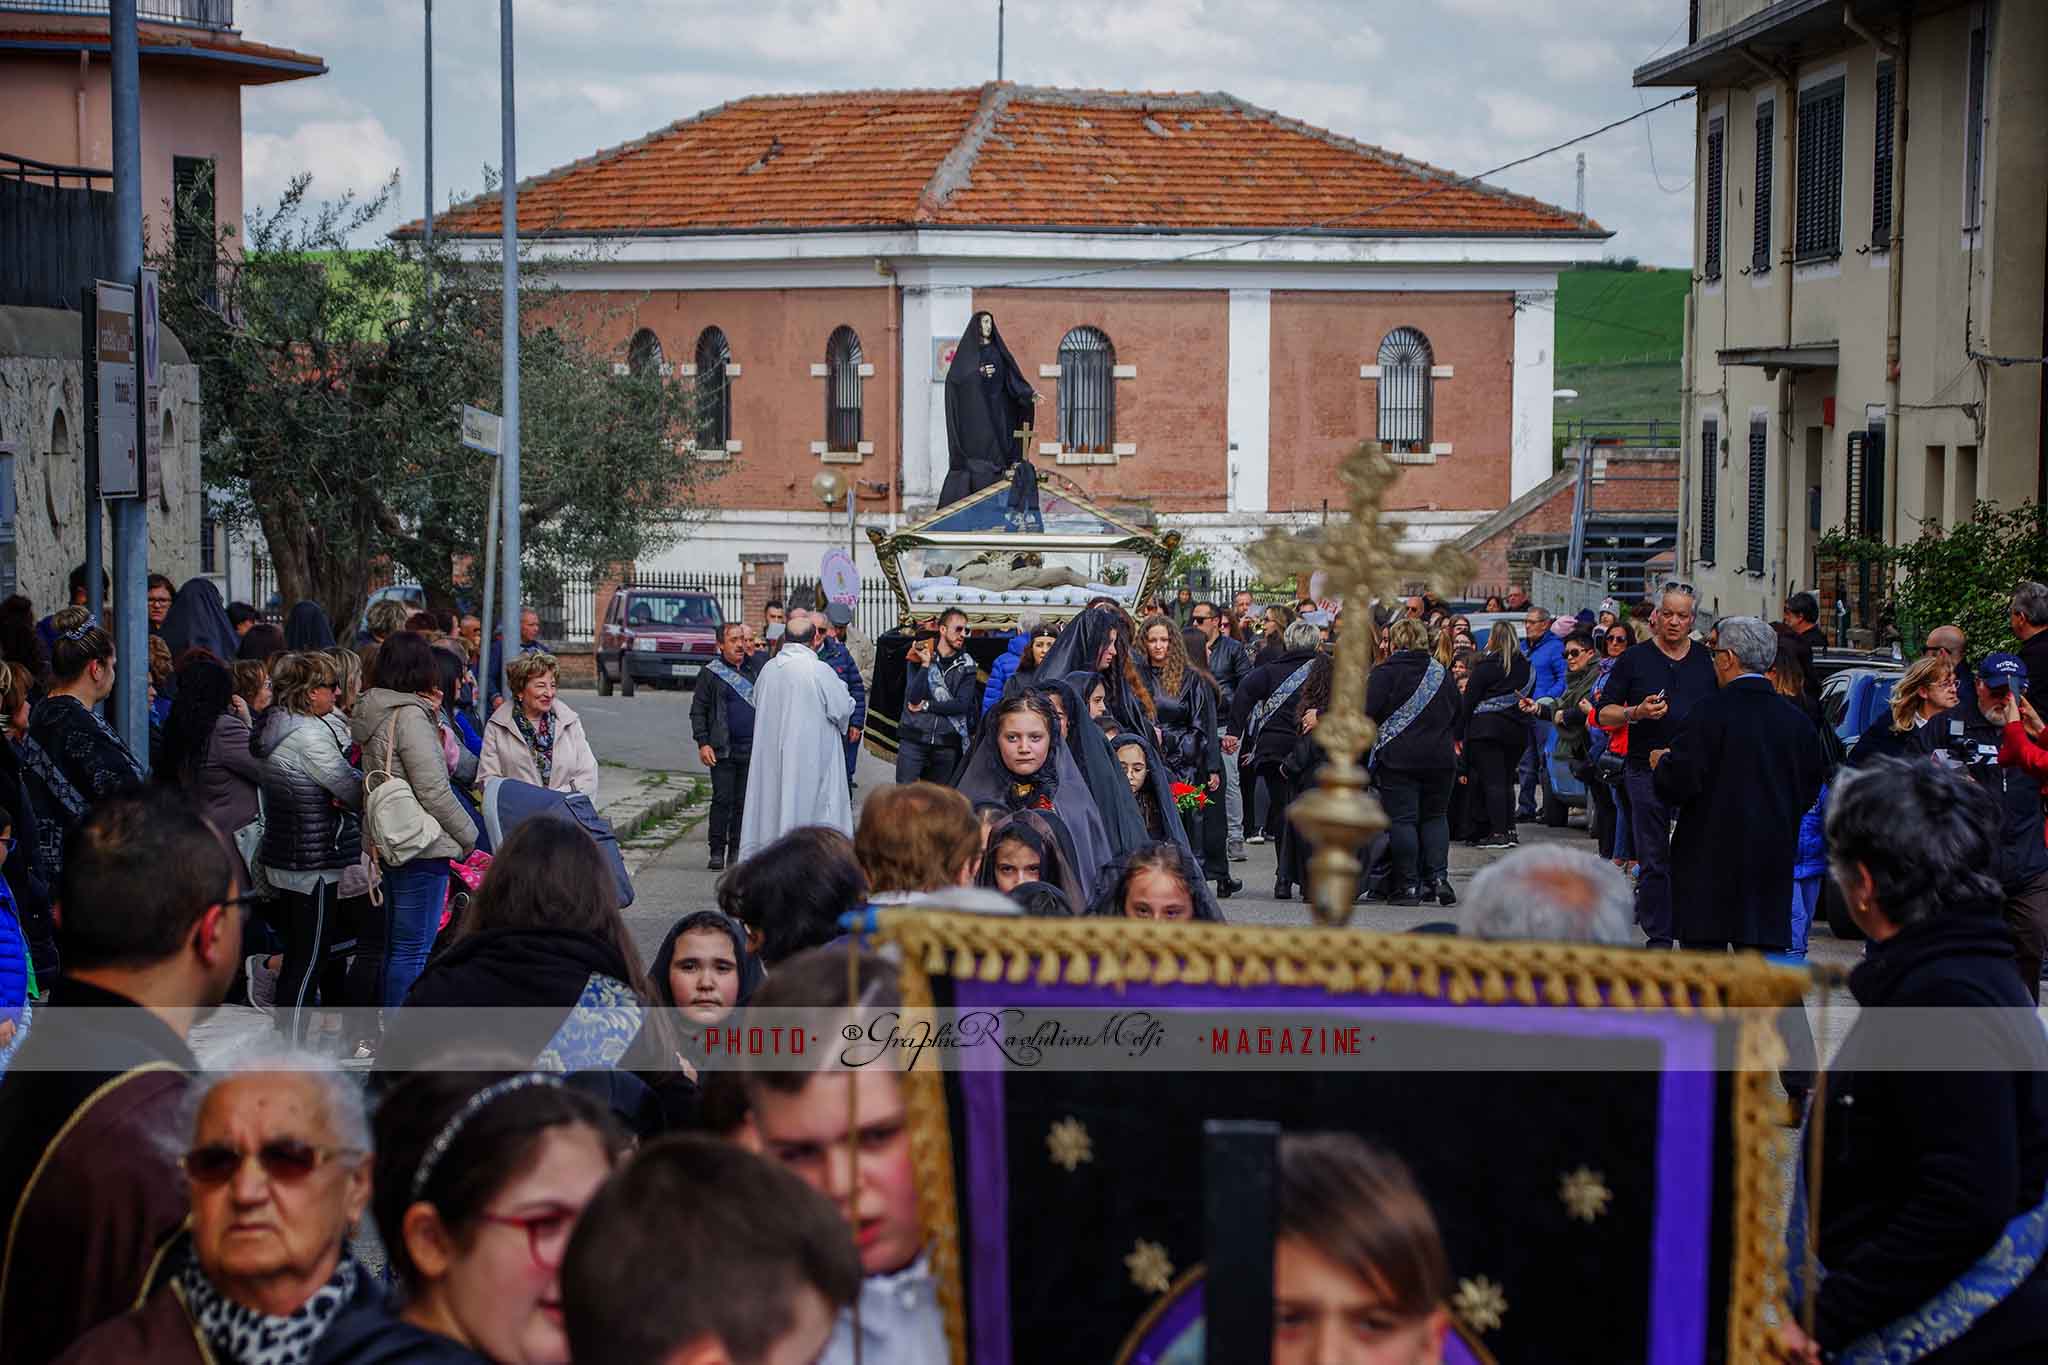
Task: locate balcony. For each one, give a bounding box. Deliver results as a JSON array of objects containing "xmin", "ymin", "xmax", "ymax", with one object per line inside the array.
[{"xmin": 0, "ymin": 0, "xmax": 234, "ymax": 32}]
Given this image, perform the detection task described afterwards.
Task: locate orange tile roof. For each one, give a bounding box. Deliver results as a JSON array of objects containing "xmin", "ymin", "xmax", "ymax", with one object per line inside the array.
[
  {"xmin": 0, "ymin": 13, "xmax": 325, "ymax": 83},
  {"xmin": 408, "ymin": 83, "xmax": 1602, "ymax": 240}
]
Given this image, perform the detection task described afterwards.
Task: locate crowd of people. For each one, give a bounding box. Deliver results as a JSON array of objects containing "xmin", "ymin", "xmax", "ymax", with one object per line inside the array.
[{"xmin": 0, "ymin": 564, "xmax": 2046, "ymax": 1362}]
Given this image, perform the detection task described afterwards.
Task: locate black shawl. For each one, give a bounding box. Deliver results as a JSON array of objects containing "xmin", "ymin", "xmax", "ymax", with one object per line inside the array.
[
  {"xmin": 941, "ymin": 311, "xmax": 1036, "ymax": 505},
  {"xmin": 1104, "ymin": 729, "xmax": 1223, "ymax": 921},
  {"xmin": 283, "ymin": 601, "xmax": 338, "ymax": 652},
  {"xmin": 1036, "ymin": 675, "xmax": 1150, "ymax": 856},
  {"xmin": 977, "ymin": 808, "xmax": 1089, "ymax": 916},
  {"xmin": 159, "ymin": 577, "xmax": 238, "ymax": 664},
  {"xmin": 955, "ymin": 698, "xmax": 1113, "ymax": 903},
  {"xmin": 1038, "ymin": 605, "xmax": 1152, "ymax": 738},
  {"xmin": 647, "ymin": 912, "xmax": 766, "ymax": 1011}
]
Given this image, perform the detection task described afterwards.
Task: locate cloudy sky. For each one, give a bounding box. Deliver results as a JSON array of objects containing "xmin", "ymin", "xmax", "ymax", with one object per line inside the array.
[{"xmin": 240, "ymin": 0, "xmax": 1700, "ymax": 263}]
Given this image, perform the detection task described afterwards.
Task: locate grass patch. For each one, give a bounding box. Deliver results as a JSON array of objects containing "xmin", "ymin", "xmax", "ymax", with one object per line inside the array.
[{"xmin": 1555, "ymin": 266, "xmax": 1687, "ymax": 368}]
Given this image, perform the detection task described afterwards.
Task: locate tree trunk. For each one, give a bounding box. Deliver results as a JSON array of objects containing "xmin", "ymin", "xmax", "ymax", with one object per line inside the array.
[{"xmin": 252, "ymin": 476, "xmax": 370, "ymax": 633}]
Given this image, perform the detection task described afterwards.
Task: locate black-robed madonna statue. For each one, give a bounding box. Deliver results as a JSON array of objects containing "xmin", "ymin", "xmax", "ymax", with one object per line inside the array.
[{"xmin": 941, "ymin": 311, "xmax": 1037, "ymax": 505}]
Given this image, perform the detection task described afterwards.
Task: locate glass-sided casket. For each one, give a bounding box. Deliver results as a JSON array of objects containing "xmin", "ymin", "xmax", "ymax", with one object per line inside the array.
[
  {"xmin": 863, "ymin": 465, "xmax": 1179, "ymax": 758},
  {"xmin": 857, "ymin": 908, "xmax": 1808, "ymax": 1365}
]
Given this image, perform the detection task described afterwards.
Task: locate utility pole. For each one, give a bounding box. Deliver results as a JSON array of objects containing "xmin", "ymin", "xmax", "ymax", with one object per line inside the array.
[
  {"xmin": 423, "ymin": 0, "xmax": 434, "ymax": 302},
  {"xmin": 1575, "ymin": 152, "xmax": 1586, "ymax": 218},
  {"xmin": 496, "ymin": 0, "xmax": 521, "ymax": 705},
  {"xmin": 108, "ymin": 0, "xmax": 147, "ymax": 764},
  {"xmin": 997, "ymin": 0, "xmax": 1005, "ymax": 81}
]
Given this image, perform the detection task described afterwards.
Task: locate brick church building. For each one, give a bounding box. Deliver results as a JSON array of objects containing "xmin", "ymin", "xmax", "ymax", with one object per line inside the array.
[{"xmin": 418, "ymin": 81, "xmax": 1606, "ymax": 577}]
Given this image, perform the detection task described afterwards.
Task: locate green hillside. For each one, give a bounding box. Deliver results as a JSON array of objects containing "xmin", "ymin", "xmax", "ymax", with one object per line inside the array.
[
  {"xmin": 1552, "ymin": 265, "xmax": 1688, "ymax": 438},
  {"xmin": 1554, "ymin": 265, "xmax": 1688, "ymax": 367}
]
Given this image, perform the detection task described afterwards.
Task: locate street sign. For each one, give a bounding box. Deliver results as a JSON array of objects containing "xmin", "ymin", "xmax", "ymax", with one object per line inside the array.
[
  {"xmin": 821, "ymin": 548, "xmax": 860, "ymax": 605},
  {"xmin": 139, "ymin": 267, "xmax": 161, "ymax": 500},
  {"xmin": 460, "ymin": 404, "xmax": 503, "ymax": 455},
  {"xmin": 94, "ymin": 280, "xmax": 140, "ymax": 498}
]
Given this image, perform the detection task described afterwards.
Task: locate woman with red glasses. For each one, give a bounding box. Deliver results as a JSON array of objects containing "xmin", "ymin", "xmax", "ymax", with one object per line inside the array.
[
  {"xmin": 322, "ymin": 1065, "xmax": 624, "ymax": 1365},
  {"xmin": 57, "ymin": 1057, "xmax": 380, "ymax": 1364}
]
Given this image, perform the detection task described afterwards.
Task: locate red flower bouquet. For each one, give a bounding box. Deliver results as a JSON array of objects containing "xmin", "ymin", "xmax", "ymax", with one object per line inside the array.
[{"xmin": 1171, "ymin": 781, "xmax": 1209, "ymax": 815}]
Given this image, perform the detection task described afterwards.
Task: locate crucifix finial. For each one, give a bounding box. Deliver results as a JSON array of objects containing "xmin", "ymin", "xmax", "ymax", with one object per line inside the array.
[
  {"xmin": 1245, "ymin": 442, "xmax": 1473, "ymax": 924},
  {"xmin": 1013, "ymin": 426, "xmax": 1034, "ymax": 465}
]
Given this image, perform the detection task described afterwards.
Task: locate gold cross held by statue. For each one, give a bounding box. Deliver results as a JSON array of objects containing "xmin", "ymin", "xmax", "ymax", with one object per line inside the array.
[{"xmin": 1013, "ymin": 426, "xmax": 1034, "ymax": 464}]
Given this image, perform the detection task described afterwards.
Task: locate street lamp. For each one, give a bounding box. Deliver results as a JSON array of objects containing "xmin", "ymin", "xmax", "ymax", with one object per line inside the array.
[{"xmin": 813, "ymin": 470, "xmax": 854, "ymax": 559}]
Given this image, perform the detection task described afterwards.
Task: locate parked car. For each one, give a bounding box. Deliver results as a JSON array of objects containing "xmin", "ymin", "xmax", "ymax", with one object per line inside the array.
[
  {"xmin": 353, "ymin": 582, "xmax": 427, "ymax": 640},
  {"xmin": 596, "ymin": 585, "xmax": 724, "ymax": 696},
  {"xmin": 1815, "ymin": 664, "xmax": 1903, "ymax": 941}
]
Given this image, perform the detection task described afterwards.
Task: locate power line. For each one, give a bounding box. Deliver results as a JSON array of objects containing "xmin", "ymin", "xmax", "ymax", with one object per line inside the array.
[{"xmin": 940, "ymin": 91, "xmax": 1699, "ymax": 293}]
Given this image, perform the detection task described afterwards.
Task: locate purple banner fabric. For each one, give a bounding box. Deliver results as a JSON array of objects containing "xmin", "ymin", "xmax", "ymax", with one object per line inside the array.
[{"xmin": 949, "ymin": 975, "xmax": 1716, "ymax": 1365}]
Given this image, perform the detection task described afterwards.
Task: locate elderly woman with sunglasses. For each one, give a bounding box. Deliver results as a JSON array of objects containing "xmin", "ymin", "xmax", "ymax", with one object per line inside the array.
[{"xmin": 58, "ymin": 1056, "xmax": 378, "ymax": 1365}]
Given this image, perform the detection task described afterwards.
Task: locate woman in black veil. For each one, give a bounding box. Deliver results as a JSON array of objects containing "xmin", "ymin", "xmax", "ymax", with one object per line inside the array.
[
  {"xmin": 955, "ymin": 694, "xmax": 1113, "ymax": 903},
  {"xmin": 977, "ymin": 808, "xmax": 1089, "ymax": 913},
  {"xmin": 1035, "ymin": 674, "xmax": 1147, "ymax": 852},
  {"xmin": 1036, "ymin": 604, "xmax": 1156, "ymax": 740},
  {"xmin": 941, "ymin": 311, "xmax": 1038, "ymax": 505},
  {"xmin": 159, "ymin": 577, "xmax": 240, "ymax": 663}
]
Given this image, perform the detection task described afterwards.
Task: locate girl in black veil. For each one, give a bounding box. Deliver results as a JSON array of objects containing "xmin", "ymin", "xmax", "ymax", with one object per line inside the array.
[
  {"xmin": 1036, "ymin": 604, "xmax": 1156, "ymax": 740},
  {"xmin": 1033, "ymin": 675, "xmax": 1149, "ymax": 854},
  {"xmin": 977, "ymin": 808, "xmax": 1089, "ymax": 914},
  {"xmin": 954, "ymin": 694, "xmax": 1113, "ymax": 903}
]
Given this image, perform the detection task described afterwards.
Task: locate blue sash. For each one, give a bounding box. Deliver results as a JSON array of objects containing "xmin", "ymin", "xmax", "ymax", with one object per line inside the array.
[
  {"xmin": 1247, "ymin": 661, "xmax": 1315, "ymax": 741},
  {"xmin": 706, "ymin": 660, "xmax": 755, "ymax": 708},
  {"xmin": 1472, "ymin": 690, "xmax": 1523, "ymax": 716},
  {"xmin": 1371, "ymin": 661, "xmax": 1445, "ymax": 764},
  {"xmin": 1787, "ymin": 1135, "xmax": 2048, "ymax": 1361},
  {"xmin": 537, "ymin": 973, "xmax": 644, "ymax": 1072}
]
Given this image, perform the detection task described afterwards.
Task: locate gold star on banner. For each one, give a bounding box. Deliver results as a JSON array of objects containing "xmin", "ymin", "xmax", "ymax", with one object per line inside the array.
[
  {"xmin": 1125, "ymin": 1239, "xmax": 1174, "ymax": 1296},
  {"xmin": 1559, "ymin": 1167, "xmax": 1613, "ymax": 1223},
  {"xmin": 1452, "ymin": 1276, "xmax": 1508, "ymax": 1335},
  {"xmin": 1046, "ymin": 1117, "xmax": 1093, "ymax": 1173}
]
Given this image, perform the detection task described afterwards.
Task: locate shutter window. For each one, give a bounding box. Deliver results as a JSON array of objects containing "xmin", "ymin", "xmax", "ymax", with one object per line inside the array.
[
  {"xmin": 1698, "ymin": 418, "xmax": 1718, "ymax": 565},
  {"xmin": 1795, "ymin": 80, "xmax": 1845, "ymax": 262},
  {"xmin": 1753, "ymin": 102, "xmax": 1774, "ymax": 273},
  {"xmin": 1746, "ymin": 418, "xmax": 1768, "ymax": 575},
  {"xmin": 1703, "ymin": 117, "xmax": 1725, "ymax": 281},
  {"xmin": 1872, "ymin": 62, "xmax": 1896, "ymax": 245},
  {"xmin": 1862, "ymin": 422, "xmax": 1886, "ymax": 537}
]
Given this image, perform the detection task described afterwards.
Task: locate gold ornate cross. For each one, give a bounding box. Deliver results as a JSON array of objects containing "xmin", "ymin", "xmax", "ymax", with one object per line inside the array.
[
  {"xmin": 1013, "ymin": 426, "xmax": 1034, "ymax": 464},
  {"xmin": 1245, "ymin": 441, "xmax": 1473, "ymax": 924}
]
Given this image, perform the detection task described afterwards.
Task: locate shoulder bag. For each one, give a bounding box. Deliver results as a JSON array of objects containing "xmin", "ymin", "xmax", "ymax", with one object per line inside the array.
[{"xmin": 365, "ymin": 708, "xmax": 444, "ymax": 868}]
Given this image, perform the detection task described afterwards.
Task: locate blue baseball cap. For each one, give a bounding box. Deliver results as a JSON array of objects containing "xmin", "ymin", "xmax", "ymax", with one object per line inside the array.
[{"xmin": 1979, "ymin": 652, "xmax": 2029, "ymax": 690}]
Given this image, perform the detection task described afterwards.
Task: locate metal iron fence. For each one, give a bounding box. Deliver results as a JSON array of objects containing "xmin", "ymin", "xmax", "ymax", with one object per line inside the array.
[{"xmin": 2, "ymin": 0, "xmax": 235, "ymax": 28}]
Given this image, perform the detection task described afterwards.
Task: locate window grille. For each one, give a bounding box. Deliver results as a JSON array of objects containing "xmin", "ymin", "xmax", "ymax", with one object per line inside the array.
[
  {"xmin": 1375, "ymin": 327, "xmax": 1433, "ymax": 450},
  {"xmin": 1704, "ymin": 117, "xmax": 1725, "ymax": 281},
  {"xmin": 826, "ymin": 326, "xmax": 863, "ymax": 451},
  {"xmin": 1057, "ymin": 326, "xmax": 1115, "ymax": 451},
  {"xmin": 1698, "ymin": 417, "xmax": 1718, "ymax": 564},
  {"xmin": 1872, "ymin": 62, "xmax": 1896, "ymax": 244},
  {"xmin": 1747, "ymin": 418, "xmax": 1768, "ymax": 575},
  {"xmin": 626, "ymin": 328, "xmax": 662, "ymax": 378},
  {"xmin": 1753, "ymin": 101, "xmax": 1774, "ymax": 273},
  {"xmin": 172, "ymin": 156, "xmax": 217, "ymax": 294},
  {"xmin": 1795, "ymin": 80, "xmax": 1845, "ymax": 261},
  {"xmin": 694, "ymin": 326, "xmax": 730, "ymax": 451}
]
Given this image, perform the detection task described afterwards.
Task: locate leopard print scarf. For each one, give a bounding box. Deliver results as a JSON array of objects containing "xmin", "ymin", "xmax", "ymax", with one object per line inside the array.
[{"xmin": 177, "ymin": 1247, "xmax": 360, "ymax": 1365}]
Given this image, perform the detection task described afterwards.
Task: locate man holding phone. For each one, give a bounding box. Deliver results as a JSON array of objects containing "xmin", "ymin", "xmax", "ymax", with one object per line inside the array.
[
  {"xmin": 1595, "ymin": 584, "xmax": 1718, "ymax": 947},
  {"xmin": 897, "ymin": 610, "xmax": 977, "ymax": 786}
]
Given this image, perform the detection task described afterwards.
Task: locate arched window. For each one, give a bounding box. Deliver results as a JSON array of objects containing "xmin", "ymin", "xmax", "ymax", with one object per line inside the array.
[
  {"xmin": 1375, "ymin": 327, "xmax": 1433, "ymax": 451},
  {"xmin": 826, "ymin": 325, "xmax": 863, "ymax": 451},
  {"xmin": 1057, "ymin": 326, "xmax": 1114, "ymax": 452},
  {"xmin": 626, "ymin": 327, "xmax": 663, "ymax": 378},
  {"xmin": 694, "ymin": 326, "xmax": 731, "ymax": 452}
]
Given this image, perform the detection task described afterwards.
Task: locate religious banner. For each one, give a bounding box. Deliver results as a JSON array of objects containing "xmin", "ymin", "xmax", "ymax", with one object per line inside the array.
[{"xmin": 864, "ymin": 909, "xmax": 1807, "ymax": 1365}]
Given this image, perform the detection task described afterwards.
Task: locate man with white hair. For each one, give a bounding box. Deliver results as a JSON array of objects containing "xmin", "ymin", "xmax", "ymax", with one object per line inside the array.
[
  {"xmin": 1649, "ymin": 616, "xmax": 1826, "ymax": 952},
  {"xmin": 1459, "ymin": 844, "xmax": 1637, "ymax": 945}
]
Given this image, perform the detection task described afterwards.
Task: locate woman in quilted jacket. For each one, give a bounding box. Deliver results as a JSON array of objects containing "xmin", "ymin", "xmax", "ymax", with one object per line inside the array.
[{"xmin": 253, "ymin": 650, "xmax": 362, "ymax": 1046}]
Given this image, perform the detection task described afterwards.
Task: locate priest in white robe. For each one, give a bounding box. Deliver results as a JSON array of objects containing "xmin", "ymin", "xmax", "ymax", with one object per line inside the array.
[{"xmin": 739, "ymin": 610, "xmax": 856, "ymax": 857}]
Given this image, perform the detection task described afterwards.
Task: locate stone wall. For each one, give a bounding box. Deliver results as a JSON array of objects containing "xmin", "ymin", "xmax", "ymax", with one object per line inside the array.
[{"xmin": 0, "ymin": 340, "xmax": 202, "ymax": 611}]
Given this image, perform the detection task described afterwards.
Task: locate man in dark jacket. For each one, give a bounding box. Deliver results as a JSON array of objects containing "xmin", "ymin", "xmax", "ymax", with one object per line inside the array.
[
  {"xmin": 691, "ymin": 623, "xmax": 764, "ymax": 872},
  {"xmin": 0, "ymin": 792, "xmax": 243, "ymax": 1365},
  {"xmin": 1774, "ymin": 759, "xmax": 2048, "ymax": 1363},
  {"xmin": 1780, "ymin": 591, "xmax": 1828, "ymax": 701},
  {"xmin": 2012, "ymin": 580, "xmax": 2048, "ymax": 713},
  {"xmin": 1650, "ymin": 616, "xmax": 1826, "ymax": 949},
  {"xmin": 1228, "ymin": 621, "xmax": 1321, "ymax": 852},
  {"xmin": 816, "ymin": 604, "xmax": 868, "ymax": 790},
  {"xmin": 1947, "ymin": 651, "xmax": 2048, "ymax": 999},
  {"xmin": 1195, "ymin": 600, "xmax": 1252, "ymax": 860},
  {"xmin": 895, "ymin": 608, "xmax": 977, "ymax": 786}
]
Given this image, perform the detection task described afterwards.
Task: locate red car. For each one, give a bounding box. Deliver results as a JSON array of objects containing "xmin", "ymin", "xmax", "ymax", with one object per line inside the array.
[{"xmin": 596, "ymin": 585, "xmax": 724, "ymax": 696}]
